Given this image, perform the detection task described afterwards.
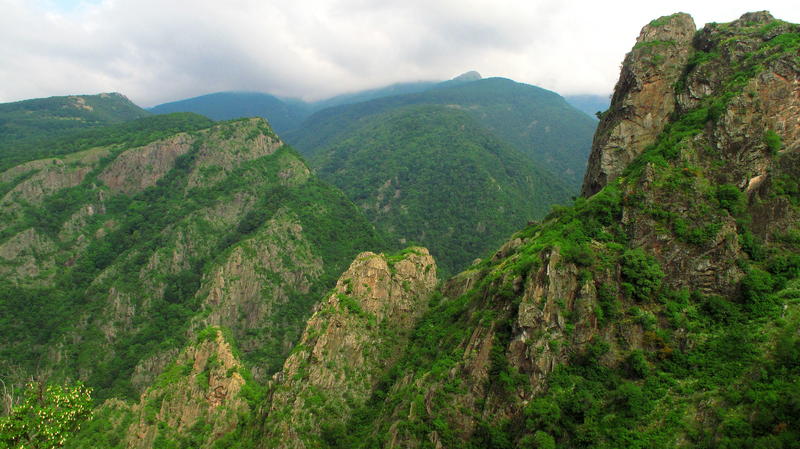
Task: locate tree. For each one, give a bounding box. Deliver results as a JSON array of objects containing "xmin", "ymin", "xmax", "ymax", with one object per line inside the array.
[{"xmin": 0, "ymin": 381, "xmax": 92, "ymax": 449}]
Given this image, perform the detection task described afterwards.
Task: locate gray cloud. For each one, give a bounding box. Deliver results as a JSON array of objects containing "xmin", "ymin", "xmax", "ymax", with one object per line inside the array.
[{"xmin": 1, "ymin": 0, "xmax": 798, "ymax": 106}]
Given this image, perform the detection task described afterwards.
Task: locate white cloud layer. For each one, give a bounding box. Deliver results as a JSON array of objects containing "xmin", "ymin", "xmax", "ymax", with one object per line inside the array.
[{"xmin": 1, "ymin": 0, "xmax": 798, "ymax": 106}]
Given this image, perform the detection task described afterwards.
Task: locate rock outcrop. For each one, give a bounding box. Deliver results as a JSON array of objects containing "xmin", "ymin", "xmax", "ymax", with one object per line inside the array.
[
  {"xmin": 360, "ymin": 11, "xmax": 800, "ymax": 448},
  {"xmin": 259, "ymin": 248, "xmax": 437, "ymax": 449},
  {"xmin": 124, "ymin": 328, "xmax": 249, "ymax": 449},
  {"xmin": 582, "ymin": 13, "xmax": 696, "ymax": 196}
]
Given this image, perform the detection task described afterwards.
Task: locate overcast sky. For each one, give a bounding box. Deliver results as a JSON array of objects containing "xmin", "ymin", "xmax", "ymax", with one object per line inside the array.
[{"xmin": 1, "ymin": 0, "xmax": 798, "ymax": 107}]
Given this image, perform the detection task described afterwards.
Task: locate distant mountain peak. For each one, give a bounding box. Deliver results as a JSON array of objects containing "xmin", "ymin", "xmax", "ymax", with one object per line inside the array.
[{"xmin": 451, "ymin": 70, "xmax": 482, "ymax": 82}]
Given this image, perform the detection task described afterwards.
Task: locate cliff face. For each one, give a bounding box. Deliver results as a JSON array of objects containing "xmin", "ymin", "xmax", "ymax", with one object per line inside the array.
[
  {"xmin": 124, "ymin": 329, "xmax": 249, "ymax": 449},
  {"xmin": 0, "ymin": 115, "xmax": 385, "ymax": 413},
  {"xmin": 582, "ymin": 13, "xmax": 696, "ymax": 196},
  {"xmin": 342, "ymin": 12, "xmax": 800, "ymax": 448},
  {"xmin": 259, "ymin": 248, "xmax": 437, "ymax": 449}
]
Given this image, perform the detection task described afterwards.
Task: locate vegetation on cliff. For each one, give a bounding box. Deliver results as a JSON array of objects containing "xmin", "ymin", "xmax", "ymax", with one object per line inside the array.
[
  {"xmin": 298, "ymin": 11, "xmax": 800, "ymax": 448},
  {"xmin": 0, "ymin": 117, "xmax": 386, "ymax": 410}
]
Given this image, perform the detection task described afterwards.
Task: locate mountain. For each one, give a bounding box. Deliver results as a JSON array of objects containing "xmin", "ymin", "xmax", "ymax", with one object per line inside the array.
[
  {"xmin": 0, "ymin": 92, "xmax": 151, "ymax": 164},
  {"xmin": 564, "ymin": 93, "xmax": 610, "ymax": 118},
  {"xmin": 285, "ymin": 76, "xmax": 597, "ymax": 190},
  {"xmin": 310, "ymin": 80, "xmax": 439, "ymax": 111},
  {"xmin": 145, "ymin": 72, "xmax": 482, "ymax": 134},
  {"xmin": 5, "ymin": 9, "xmax": 800, "ymax": 449},
  {"xmin": 140, "ymin": 10, "xmax": 797, "ymax": 449},
  {"xmin": 148, "ymin": 92, "xmax": 312, "ymax": 135},
  {"xmin": 0, "ymin": 116, "xmax": 386, "ymax": 408},
  {"xmin": 309, "ymin": 11, "xmax": 797, "ymax": 447},
  {"xmin": 311, "ymin": 104, "xmax": 572, "ymax": 276}
]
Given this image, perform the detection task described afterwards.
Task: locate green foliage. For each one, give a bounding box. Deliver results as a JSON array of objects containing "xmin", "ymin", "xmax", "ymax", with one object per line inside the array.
[
  {"xmin": 288, "ymin": 77, "xmax": 596, "ymax": 190},
  {"xmin": 764, "ymin": 130, "xmax": 783, "ymax": 155},
  {"xmin": 0, "ymin": 381, "xmax": 92, "ymax": 449},
  {"xmin": 740, "ymin": 268, "xmax": 777, "ymax": 312},
  {"xmin": 311, "ymin": 105, "xmax": 571, "ymax": 276},
  {"xmin": 0, "ymin": 112, "xmax": 212, "ymax": 172},
  {"xmin": 716, "ymin": 184, "xmax": 745, "ymax": 215},
  {"xmin": 336, "ymin": 293, "xmax": 367, "ymax": 317},
  {"xmin": 620, "ymin": 248, "xmax": 664, "ymax": 302},
  {"xmin": 740, "ymin": 230, "xmax": 767, "ymax": 261},
  {"xmin": 531, "ymin": 431, "xmax": 556, "ymax": 449},
  {"xmin": 648, "ymin": 14, "xmax": 681, "ymax": 27}
]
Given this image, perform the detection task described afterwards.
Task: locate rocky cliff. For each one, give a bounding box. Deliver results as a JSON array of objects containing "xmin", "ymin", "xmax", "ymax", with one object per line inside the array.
[
  {"xmin": 582, "ymin": 13, "xmax": 696, "ymax": 196},
  {"xmin": 0, "ymin": 115, "xmax": 386, "ymax": 412},
  {"xmin": 124, "ymin": 328, "xmax": 250, "ymax": 449},
  {"xmin": 325, "ymin": 11, "xmax": 800, "ymax": 448},
  {"xmin": 258, "ymin": 248, "xmax": 437, "ymax": 448}
]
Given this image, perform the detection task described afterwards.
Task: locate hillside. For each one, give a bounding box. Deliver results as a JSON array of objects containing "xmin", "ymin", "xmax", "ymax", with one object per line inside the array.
[
  {"xmin": 312, "ymin": 104, "xmax": 571, "ymax": 276},
  {"xmin": 4, "ymin": 9, "xmax": 800, "ymax": 449},
  {"xmin": 0, "ymin": 92, "xmax": 149, "ymax": 148},
  {"xmin": 286, "ymin": 76, "xmax": 597, "ymax": 190},
  {"xmin": 310, "ymin": 11, "xmax": 798, "ymax": 447},
  {"xmin": 148, "ymin": 92, "xmax": 311, "ymax": 135},
  {"xmin": 0, "ymin": 116, "xmax": 386, "ymax": 408}
]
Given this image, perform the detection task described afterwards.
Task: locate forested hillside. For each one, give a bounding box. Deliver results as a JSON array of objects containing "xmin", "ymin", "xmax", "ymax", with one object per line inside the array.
[
  {"xmin": 4, "ymin": 9, "xmax": 799, "ymax": 449},
  {"xmin": 0, "ymin": 93, "xmax": 150, "ymax": 162},
  {"xmin": 287, "ymin": 76, "xmax": 597, "ymax": 190},
  {"xmin": 0, "ymin": 117, "xmax": 385, "ymax": 409},
  {"xmin": 312, "ymin": 104, "xmax": 570, "ymax": 276}
]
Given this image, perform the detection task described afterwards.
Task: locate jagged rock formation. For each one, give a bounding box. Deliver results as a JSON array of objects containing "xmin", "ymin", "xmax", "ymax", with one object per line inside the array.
[
  {"xmin": 0, "ymin": 116, "xmax": 385, "ymax": 407},
  {"xmin": 64, "ymin": 328, "xmax": 254, "ymax": 449},
  {"xmin": 582, "ymin": 13, "xmax": 696, "ymax": 196},
  {"xmin": 259, "ymin": 248, "xmax": 437, "ymax": 448},
  {"xmin": 323, "ymin": 11, "xmax": 800, "ymax": 448},
  {"xmin": 124, "ymin": 328, "xmax": 249, "ymax": 448}
]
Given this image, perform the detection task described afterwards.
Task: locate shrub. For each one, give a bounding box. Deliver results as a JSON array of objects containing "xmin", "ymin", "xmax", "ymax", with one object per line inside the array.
[
  {"xmin": 716, "ymin": 184, "xmax": 745, "ymax": 215},
  {"xmin": 621, "ymin": 249, "xmax": 665, "ymax": 302},
  {"xmin": 740, "ymin": 268, "xmax": 776, "ymax": 313},
  {"xmin": 532, "ymin": 431, "xmax": 556, "ymax": 449},
  {"xmin": 764, "ymin": 130, "xmax": 782, "ymax": 154},
  {"xmin": 625, "ymin": 350, "xmax": 650, "ymax": 378}
]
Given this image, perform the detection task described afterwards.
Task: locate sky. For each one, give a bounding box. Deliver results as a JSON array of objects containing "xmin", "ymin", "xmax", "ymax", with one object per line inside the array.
[{"xmin": 1, "ymin": 0, "xmax": 798, "ymax": 107}]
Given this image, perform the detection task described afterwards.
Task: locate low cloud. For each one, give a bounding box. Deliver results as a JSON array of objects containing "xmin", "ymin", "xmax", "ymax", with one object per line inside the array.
[{"xmin": 1, "ymin": 0, "xmax": 797, "ymax": 106}]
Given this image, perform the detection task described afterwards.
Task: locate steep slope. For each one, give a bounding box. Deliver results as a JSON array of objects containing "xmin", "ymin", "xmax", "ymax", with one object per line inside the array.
[
  {"xmin": 310, "ymin": 11, "xmax": 800, "ymax": 448},
  {"xmin": 312, "ymin": 104, "xmax": 571, "ymax": 276},
  {"xmin": 582, "ymin": 13, "xmax": 697, "ymax": 196},
  {"xmin": 149, "ymin": 92, "xmax": 311, "ymax": 135},
  {"xmin": 0, "ymin": 117, "xmax": 386, "ymax": 405},
  {"xmin": 286, "ymin": 76, "xmax": 597, "ymax": 190},
  {"xmin": 66, "ymin": 328, "xmax": 255, "ymax": 449},
  {"xmin": 257, "ymin": 248, "xmax": 437, "ymax": 448}
]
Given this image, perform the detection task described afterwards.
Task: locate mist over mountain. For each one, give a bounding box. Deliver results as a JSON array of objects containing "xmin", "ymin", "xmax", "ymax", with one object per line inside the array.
[
  {"xmin": 1, "ymin": 9, "xmax": 800, "ymax": 449},
  {"xmin": 311, "ymin": 104, "xmax": 571, "ymax": 276},
  {"xmin": 287, "ymin": 76, "xmax": 597, "ymax": 190}
]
